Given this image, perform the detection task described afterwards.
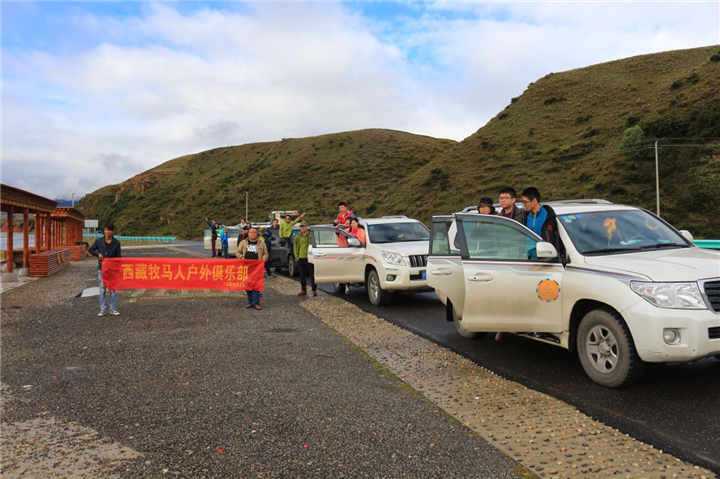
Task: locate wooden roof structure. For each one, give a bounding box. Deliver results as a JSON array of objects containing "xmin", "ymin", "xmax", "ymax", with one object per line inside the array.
[{"xmin": 1, "ymin": 184, "xmax": 86, "ymax": 274}]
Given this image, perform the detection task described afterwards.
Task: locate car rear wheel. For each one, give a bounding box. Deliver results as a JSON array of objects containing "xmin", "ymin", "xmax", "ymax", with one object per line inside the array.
[
  {"xmin": 451, "ymin": 303, "xmax": 484, "ymax": 339},
  {"xmin": 287, "ymin": 255, "xmax": 299, "ymax": 277},
  {"xmin": 577, "ymin": 309, "xmax": 645, "ymax": 388},
  {"xmin": 367, "ymin": 269, "xmax": 390, "ymax": 306}
]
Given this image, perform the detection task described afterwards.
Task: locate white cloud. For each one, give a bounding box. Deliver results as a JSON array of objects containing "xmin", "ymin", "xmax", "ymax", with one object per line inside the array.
[{"xmin": 2, "ymin": 1, "xmax": 718, "ymax": 199}]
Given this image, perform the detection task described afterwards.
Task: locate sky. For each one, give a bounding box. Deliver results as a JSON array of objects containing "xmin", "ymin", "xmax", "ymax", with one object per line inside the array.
[{"xmin": 2, "ymin": 1, "xmax": 719, "ymax": 201}]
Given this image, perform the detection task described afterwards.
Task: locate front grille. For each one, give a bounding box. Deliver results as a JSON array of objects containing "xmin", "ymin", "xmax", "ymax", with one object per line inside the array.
[
  {"xmin": 703, "ymin": 280, "xmax": 720, "ymax": 313},
  {"xmin": 409, "ymin": 255, "xmax": 428, "ymax": 268},
  {"xmin": 709, "ymin": 327, "xmax": 720, "ymax": 340}
]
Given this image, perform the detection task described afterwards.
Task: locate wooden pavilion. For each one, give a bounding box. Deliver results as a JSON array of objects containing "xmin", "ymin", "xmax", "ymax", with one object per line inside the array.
[{"xmin": 1, "ymin": 184, "xmax": 86, "ymax": 274}]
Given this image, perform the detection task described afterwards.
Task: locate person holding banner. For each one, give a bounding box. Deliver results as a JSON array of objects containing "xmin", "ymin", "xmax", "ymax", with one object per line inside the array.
[
  {"xmin": 89, "ymin": 222, "xmax": 122, "ymax": 316},
  {"xmin": 237, "ymin": 227, "xmax": 268, "ymax": 310}
]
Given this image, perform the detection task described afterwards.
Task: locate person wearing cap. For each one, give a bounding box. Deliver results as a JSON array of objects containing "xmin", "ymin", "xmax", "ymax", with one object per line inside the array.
[
  {"xmin": 497, "ymin": 187, "xmax": 524, "ymax": 223},
  {"xmin": 205, "ymin": 218, "xmax": 219, "ymax": 257},
  {"xmin": 478, "ymin": 197, "xmax": 498, "ymax": 215},
  {"xmin": 293, "ymin": 222, "xmax": 317, "ymax": 297}
]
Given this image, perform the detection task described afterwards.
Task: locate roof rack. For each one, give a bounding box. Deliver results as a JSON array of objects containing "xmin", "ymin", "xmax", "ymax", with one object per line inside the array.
[{"xmin": 381, "ymin": 215, "xmax": 409, "ymax": 219}]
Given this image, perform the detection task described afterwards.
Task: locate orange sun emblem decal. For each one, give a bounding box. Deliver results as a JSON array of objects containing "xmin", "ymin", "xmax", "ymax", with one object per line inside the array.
[{"xmin": 536, "ymin": 278, "xmax": 561, "ymax": 302}]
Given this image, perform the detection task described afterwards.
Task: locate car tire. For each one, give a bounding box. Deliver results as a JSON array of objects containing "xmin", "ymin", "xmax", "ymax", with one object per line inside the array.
[
  {"xmin": 287, "ymin": 255, "xmax": 299, "ymax": 278},
  {"xmin": 367, "ymin": 269, "xmax": 390, "ymax": 306},
  {"xmin": 333, "ymin": 283, "xmax": 347, "ymax": 294},
  {"xmin": 577, "ymin": 308, "xmax": 645, "ymax": 388},
  {"xmin": 451, "ymin": 303, "xmax": 484, "ymax": 339}
]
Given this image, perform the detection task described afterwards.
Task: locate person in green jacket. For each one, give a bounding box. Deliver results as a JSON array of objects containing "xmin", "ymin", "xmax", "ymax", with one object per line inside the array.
[
  {"xmin": 293, "ymin": 222, "xmax": 316, "ymax": 297},
  {"xmin": 279, "ymin": 212, "xmax": 306, "ymax": 245}
]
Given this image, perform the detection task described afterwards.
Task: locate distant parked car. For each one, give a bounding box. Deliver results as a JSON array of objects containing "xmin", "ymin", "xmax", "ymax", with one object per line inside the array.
[
  {"xmin": 308, "ymin": 216, "xmax": 432, "ymax": 306},
  {"xmin": 205, "ymin": 225, "xmax": 302, "ymax": 273}
]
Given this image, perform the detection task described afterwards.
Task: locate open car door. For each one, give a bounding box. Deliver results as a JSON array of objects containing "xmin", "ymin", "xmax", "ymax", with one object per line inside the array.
[
  {"xmin": 309, "ymin": 226, "xmax": 366, "ymax": 283},
  {"xmin": 455, "ymin": 214, "xmax": 565, "ymax": 333}
]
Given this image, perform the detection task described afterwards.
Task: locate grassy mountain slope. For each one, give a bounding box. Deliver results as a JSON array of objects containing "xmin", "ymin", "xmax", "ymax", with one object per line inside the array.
[
  {"xmin": 390, "ymin": 45, "xmax": 720, "ymax": 237},
  {"xmin": 78, "ymin": 130, "xmax": 457, "ymax": 239},
  {"xmin": 79, "ymin": 45, "xmax": 720, "ymax": 239}
]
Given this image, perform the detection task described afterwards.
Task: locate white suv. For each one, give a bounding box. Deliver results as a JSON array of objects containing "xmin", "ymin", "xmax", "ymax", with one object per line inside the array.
[
  {"xmin": 309, "ymin": 217, "xmax": 431, "ymax": 306},
  {"xmin": 428, "ymin": 203, "xmax": 720, "ymax": 388}
]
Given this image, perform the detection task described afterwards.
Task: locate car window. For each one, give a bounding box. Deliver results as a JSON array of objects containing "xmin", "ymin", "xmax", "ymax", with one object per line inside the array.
[
  {"xmin": 560, "ymin": 210, "xmax": 690, "ymax": 254},
  {"xmin": 460, "ymin": 218, "xmax": 539, "ymax": 261},
  {"xmin": 367, "ymin": 222, "xmax": 430, "ymax": 244},
  {"xmin": 430, "ymin": 220, "xmax": 460, "ymax": 255}
]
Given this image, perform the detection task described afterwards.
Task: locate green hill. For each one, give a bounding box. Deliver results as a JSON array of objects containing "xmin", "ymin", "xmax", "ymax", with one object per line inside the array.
[
  {"xmin": 78, "ymin": 45, "xmax": 720, "ymax": 239},
  {"xmin": 390, "ymin": 45, "xmax": 720, "ymax": 237},
  {"xmin": 78, "ymin": 129, "xmax": 457, "ymax": 239}
]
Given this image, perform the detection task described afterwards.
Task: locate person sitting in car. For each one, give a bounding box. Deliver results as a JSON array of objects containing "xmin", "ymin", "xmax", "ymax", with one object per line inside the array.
[
  {"xmin": 336, "ymin": 217, "xmax": 351, "ymax": 247},
  {"xmin": 347, "ymin": 217, "xmax": 366, "ymax": 246}
]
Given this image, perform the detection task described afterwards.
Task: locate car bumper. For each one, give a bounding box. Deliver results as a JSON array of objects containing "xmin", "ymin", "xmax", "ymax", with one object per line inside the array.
[
  {"xmin": 379, "ymin": 267, "xmax": 430, "ymax": 291},
  {"xmin": 623, "ymin": 300, "xmax": 720, "ymax": 362}
]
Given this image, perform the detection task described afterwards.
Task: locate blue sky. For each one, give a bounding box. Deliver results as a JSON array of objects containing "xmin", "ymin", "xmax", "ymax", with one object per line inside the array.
[{"xmin": 2, "ymin": 1, "xmax": 719, "ymax": 200}]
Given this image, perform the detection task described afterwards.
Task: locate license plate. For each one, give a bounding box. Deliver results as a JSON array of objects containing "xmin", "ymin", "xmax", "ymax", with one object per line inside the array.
[{"xmin": 421, "ymin": 270, "xmax": 426, "ymax": 280}]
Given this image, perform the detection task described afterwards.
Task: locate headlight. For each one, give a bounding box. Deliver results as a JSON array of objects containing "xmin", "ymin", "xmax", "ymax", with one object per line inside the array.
[
  {"xmin": 381, "ymin": 250, "xmax": 406, "ymax": 266},
  {"xmin": 630, "ymin": 282, "xmax": 707, "ymax": 309}
]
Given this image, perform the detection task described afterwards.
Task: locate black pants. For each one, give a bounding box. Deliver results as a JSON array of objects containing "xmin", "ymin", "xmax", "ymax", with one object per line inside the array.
[{"xmin": 297, "ymin": 258, "xmax": 316, "ymax": 292}]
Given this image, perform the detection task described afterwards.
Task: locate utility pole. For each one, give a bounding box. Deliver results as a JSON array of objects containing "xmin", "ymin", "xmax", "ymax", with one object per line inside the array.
[
  {"xmin": 655, "ymin": 141, "xmax": 660, "ymax": 217},
  {"xmin": 245, "ymin": 191, "xmax": 249, "ymax": 221},
  {"xmin": 72, "ymin": 193, "xmax": 75, "ymax": 207}
]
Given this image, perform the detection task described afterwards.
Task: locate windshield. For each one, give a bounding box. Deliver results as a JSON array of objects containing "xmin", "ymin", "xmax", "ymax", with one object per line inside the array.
[
  {"xmin": 367, "ymin": 222, "xmax": 430, "ymax": 244},
  {"xmin": 560, "ymin": 209, "xmax": 690, "ymax": 255}
]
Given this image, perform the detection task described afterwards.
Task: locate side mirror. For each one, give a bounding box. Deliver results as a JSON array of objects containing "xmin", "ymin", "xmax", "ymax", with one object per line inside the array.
[
  {"xmin": 536, "ymin": 241, "xmax": 558, "ymax": 259},
  {"xmin": 680, "ymin": 230, "xmax": 694, "ymax": 243},
  {"xmin": 347, "ymin": 237, "xmax": 362, "ymax": 247}
]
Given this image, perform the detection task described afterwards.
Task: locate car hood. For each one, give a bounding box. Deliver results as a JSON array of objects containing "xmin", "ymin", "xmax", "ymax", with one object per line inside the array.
[
  {"xmin": 584, "ymin": 247, "xmax": 720, "ymax": 281},
  {"xmin": 374, "ymin": 241, "xmax": 430, "ymax": 256}
]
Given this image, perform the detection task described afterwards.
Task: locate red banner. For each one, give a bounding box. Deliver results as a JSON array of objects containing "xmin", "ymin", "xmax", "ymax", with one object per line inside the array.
[{"xmin": 101, "ymin": 258, "xmax": 265, "ymax": 291}]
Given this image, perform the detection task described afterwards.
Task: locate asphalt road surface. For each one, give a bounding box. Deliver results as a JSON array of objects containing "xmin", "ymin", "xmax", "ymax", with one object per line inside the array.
[
  {"xmin": 183, "ymin": 240, "xmax": 720, "ymax": 473},
  {"xmin": 312, "ymin": 284, "xmax": 720, "ymax": 474}
]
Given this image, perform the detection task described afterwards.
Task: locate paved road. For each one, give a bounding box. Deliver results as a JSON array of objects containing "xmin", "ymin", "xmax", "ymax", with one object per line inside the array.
[
  {"xmin": 180, "ymin": 240, "xmax": 720, "ymax": 473},
  {"xmin": 312, "ymin": 286, "xmax": 720, "ymax": 475}
]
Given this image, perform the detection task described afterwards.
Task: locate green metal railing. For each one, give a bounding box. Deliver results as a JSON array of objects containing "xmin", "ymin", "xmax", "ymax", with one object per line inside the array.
[
  {"xmin": 83, "ymin": 234, "xmax": 176, "ymax": 244},
  {"xmin": 694, "ymin": 240, "xmax": 720, "ymax": 250}
]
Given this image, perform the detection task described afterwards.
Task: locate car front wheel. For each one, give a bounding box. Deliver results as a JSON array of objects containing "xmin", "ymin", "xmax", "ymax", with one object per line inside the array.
[
  {"xmin": 367, "ymin": 269, "xmax": 390, "ymax": 306},
  {"xmin": 333, "ymin": 283, "xmax": 347, "ymax": 294},
  {"xmin": 577, "ymin": 309, "xmax": 645, "ymax": 388},
  {"xmin": 287, "ymin": 255, "xmax": 298, "ymax": 277}
]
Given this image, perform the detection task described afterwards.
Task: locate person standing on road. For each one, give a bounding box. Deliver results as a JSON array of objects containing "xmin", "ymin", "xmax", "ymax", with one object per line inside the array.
[
  {"xmin": 497, "ymin": 187, "xmax": 524, "ymax": 223},
  {"xmin": 237, "ymin": 227, "xmax": 268, "ymax": 310},
  {"xmin": 333, "ymin": 201, "xmax": 354, "ymax": 226},
  {"xmin": 294, "ymin": 222, "xmax": 317, "ymax": 297},
  {"xmin": 89, "ymin": 222, "xmax": 122, "ymax": 317},
  {"xmin": 280, "ymin": 212, "xmax": 305, "ymax": 245},
  {"xmin": 205, "ymin": 218, "xmax": 219, "ymax": 257},
  {"xmin": 260, "ymin": 226, "xmax": 273, "ymax": 276},
  {"xmin": 218, "ymin": 223, "xmax": 229, "ymax": 259}
]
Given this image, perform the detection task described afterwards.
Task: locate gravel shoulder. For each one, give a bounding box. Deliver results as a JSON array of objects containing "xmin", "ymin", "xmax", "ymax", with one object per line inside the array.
[{"xmin": 1, "ymin": 247, "xmax": 519, "ymax": 478}]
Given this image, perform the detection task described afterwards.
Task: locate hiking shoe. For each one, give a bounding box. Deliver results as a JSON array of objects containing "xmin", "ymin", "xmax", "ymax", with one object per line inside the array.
[
  {"xmin": 246, "ymin": 304, "xmax": 253, "ymax": 309},
  {"xmin": 110, "ymin": 310, "xmax": 120, "ymax": 316},
  {"xmin": 297, "ymin": 291, "xmax": 307, "ymax": 296},
  {"xmin": 97, "ymin": 311, "xmax": 106, "ymax": 317},
  {"xmin": 254, "ymin": 305, "xmax": 262, "ymax": 310},
  {"xmin": 312, "ymin": 290, "xmax": 318, "ymax": 297}
]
